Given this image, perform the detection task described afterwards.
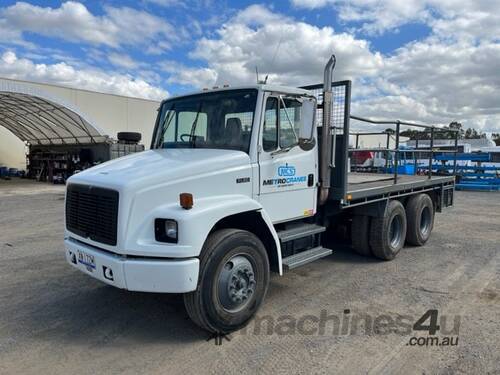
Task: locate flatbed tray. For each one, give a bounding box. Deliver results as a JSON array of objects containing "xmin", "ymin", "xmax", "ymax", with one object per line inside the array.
[{"xmin": 346, "ymin": 173, "xmax": 454, "ymax": 201}]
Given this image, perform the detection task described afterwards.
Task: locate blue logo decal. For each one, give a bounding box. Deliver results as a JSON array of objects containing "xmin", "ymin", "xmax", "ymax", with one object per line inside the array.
[
  {"xmin": 263, "ymin": 163, "xmax": 306, "ymax": 186},
  {"xmin": 278, "ymin": 163, "xmax": 296, "ymax": 177}
]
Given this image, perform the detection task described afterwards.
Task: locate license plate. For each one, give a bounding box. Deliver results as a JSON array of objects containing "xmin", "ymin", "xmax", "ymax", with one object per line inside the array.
[{"xmin": 77, "ymin": 250, "xmax": 96, "ymax": 271}]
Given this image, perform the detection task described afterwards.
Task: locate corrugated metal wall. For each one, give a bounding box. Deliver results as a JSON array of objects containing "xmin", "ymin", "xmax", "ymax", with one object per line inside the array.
[{"xmin": 0, "ymin": 77, "xmax": 160, "ymax": 169}]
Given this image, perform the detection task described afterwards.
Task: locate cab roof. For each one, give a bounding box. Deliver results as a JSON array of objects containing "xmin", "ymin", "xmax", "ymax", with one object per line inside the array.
[{"xmin": 161, "ymin": 84, "xmax": 313, "ymax": 104}]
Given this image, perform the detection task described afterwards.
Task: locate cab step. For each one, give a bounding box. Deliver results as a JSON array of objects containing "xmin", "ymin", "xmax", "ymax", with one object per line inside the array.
[
  {"xmin": 282, "ymin": 246, "xmax": 333, "ymax": 270},
  {"xmin": 277, "ymin": 223, "xmax": 326, "ymax": 243}
]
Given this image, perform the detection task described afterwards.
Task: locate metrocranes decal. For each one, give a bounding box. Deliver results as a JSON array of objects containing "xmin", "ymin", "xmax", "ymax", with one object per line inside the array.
[{"xmin": 262, "ymin": 163, "xmax": 307, "ymax": 187}]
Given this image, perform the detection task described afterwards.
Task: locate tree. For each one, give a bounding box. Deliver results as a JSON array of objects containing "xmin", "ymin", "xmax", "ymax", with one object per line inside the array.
[
  {"xmin": 464, "ymin": 127, "xmax": 486, "ymax": 139},
  {"xmin": 390, "ymin": 120, "xmax": 491, "ymax": 143},
  {"xmin": 446, "ymin": 121, "xmax": 464, "ymax": 139},
  {"xmin": 492, "ymin": 133, "xmax": 500, "ymax": 146},
  {"xmin": 400, "ymin": 129, "xmax": 428, "ymax": 140}
]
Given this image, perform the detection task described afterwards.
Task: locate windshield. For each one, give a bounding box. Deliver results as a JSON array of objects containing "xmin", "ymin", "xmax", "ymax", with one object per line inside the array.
[{"xmin": 153, "ymin": 89, "xmax": 258, "ymax": 153}]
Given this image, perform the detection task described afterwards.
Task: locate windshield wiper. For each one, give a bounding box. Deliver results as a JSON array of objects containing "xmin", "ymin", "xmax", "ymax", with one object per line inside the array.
[
  {"xmin": 157, "ymin": 104, "xmax": 176, "ymax": 148},
  {"xmin": 188, "ymin": 102, "xmax": 203, "ymax": 148}
]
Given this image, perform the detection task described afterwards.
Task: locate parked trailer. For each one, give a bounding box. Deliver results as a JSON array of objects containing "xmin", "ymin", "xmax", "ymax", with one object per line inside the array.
[{"xmin": 64, "ymin": 56, "xmax": 457, "ymax": 333}]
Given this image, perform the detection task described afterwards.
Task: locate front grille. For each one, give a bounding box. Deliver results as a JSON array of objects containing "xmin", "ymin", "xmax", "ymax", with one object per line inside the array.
[{"xmin": 66, "ymin": 184, "xmax": 119, "ymax": 246}]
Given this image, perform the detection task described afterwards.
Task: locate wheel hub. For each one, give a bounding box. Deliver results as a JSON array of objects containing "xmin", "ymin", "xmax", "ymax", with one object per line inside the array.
[
  {"xmin": 420, "ymin": 206, "xmax": 431, "ymax": 235},
  {"xmin": 218, "ymin": 255, "xmax": 256, "ymax": 311},
  {"xmin": 389, "ymin": 215, "xmax": 402, "ymax": 248}
]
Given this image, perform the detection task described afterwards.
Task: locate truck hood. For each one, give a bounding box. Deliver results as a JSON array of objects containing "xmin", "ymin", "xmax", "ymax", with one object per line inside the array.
[{"xmin": 68, "ymin": 148, "xmax": 251, "ymax": 191}]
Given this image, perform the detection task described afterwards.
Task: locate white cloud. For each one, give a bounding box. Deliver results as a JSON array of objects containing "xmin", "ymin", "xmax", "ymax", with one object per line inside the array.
[
  {"xmin": 159, "ymin": 61, "xmax": 218, "ymax": 88},
  {"xmin": 0, "ymin": 18, "xmax": 34, "ymax": 48},
  {"xmin": 290, "ymin": 0, "xmax": 330, "ymax": 9},
  {"xmin": 108, "ymin": 52, "xmax": 140, "ymax": 69},
  {"xmin": 187, "ymin": 4, "xmax": 383, "ymax": 87},
  {"xmin": 143, "ymin": 0, "xmax": 184, "ymax": 7},
  {"xmin": 0, "ymin": 51, "xmax": 167, "ymax": 100},
  {"xmin": 290, "ymin": 0, "xmax": 500, "ymax": 132},
  {"xmin": 362, "ymin": 40, "xmax": 500, "ymax": 132},
  {"xmin": 291, "ymin": 0, "xmax": 500, "ymax": 38},
  {"xmin": 1, "ymin": 1, "xmax": 498, "ymax": 133},
  {"xmin": 0, "ymin": 1, "xmax": 179, "ymax": 50}
]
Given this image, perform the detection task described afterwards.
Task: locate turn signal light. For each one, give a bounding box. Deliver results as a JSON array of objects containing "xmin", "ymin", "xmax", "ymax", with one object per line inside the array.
[{"xmin": 180, "ymin": 193, "xmax": 194, "ymax": 210}]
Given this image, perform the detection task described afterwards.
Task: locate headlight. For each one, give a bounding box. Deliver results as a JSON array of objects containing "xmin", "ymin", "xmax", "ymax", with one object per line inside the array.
[{"xmin": 154, "ymin": 219, "xmax": 178, "ymax": 243}]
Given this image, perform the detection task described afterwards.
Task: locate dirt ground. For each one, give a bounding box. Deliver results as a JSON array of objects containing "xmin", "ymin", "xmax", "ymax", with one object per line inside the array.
[{"xmin": 0, "ymin": 179, "xmax": 499, "ymax": 375}]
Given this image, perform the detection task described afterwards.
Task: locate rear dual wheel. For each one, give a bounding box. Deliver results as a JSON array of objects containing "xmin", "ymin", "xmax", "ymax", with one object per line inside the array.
[
  {"xmin": 405, "ymin": 194, "xmax": 434, "ymax": 246},
  {"xmin": 370, "ymin": 200, "xmax": 407, "ymax": 260},
  {"xmin": 351, "ymin": 215, "xmax": 372, "ymax": 256},
  {"xmin": 351, "ymin": 201, "xmax": 407, "ymax": 260},
  {"xmin": 352, "ymin": 194, "xmax": 435, "ymax": 260}
]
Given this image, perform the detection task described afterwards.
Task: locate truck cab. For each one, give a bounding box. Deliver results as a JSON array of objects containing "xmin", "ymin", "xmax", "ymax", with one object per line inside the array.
[
  {"xmin": 152, "ymin": 85, "xmax": 319, "ymax": 223},
  {"xmin": 64, "ymin": 83, "xmax": 321, "ymax": 329},
  {"xmin": 64, "ymin": 57, "xmax": 456, "ymax": 333}
]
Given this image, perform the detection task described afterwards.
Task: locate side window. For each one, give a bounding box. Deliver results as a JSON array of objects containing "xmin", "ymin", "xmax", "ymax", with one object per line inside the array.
[
  {"xmin": 279, "ymin": 98, "xmax": 302, "ymax": 148},
  {"xmin": 177, "ymin": 111, "xmax": 208, "ymax": 141},
  {"xmin": 263, "ymin": 97, "xmax": 278, "ymax": 152}
]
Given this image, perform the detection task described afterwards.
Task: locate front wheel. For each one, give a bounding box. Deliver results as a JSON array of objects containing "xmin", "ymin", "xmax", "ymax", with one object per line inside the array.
[{"xmin": 184, "ymin": 229, "xmax": 270, "ymax": 333}]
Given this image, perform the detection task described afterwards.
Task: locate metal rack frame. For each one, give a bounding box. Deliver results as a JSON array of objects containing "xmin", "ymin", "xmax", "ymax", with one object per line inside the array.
[{"xmin": 349, "ymin": 116, "xmax": 460, "ymax": 183}]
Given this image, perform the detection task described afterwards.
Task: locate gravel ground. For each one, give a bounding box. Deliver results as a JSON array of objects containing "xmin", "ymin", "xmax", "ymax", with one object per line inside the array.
[{"xmin": 0, "ymin": 179, "xmax": 499, "ymax": 374}]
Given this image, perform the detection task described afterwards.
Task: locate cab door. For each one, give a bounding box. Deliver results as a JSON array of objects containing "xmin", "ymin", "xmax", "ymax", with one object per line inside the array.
[{"xmin": 257, "ymin": 93, "xmax": 318, "ymax": 223}]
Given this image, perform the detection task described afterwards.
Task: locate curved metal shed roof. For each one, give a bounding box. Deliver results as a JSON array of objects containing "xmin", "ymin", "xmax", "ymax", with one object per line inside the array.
[{"xmin": 0, "ymin": 79, "xmax": 109, "ymax": 145}]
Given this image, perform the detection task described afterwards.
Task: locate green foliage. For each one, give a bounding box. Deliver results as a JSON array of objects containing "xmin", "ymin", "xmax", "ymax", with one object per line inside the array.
[
  {"xmin": 492, "ymin": 133, "xmax": 500, "ymax": 146},
  {"xmin": 448, "ymin": 121, "xmax": 464, "ymax": 139},
  {"xmin": 464, "ymin": 127, "xmax": 487, "ymax": 139},
  {"xmin": 400, "ymin": 129, "xmax": 429, "ymax": 140},
  {"xmin": 399, "ymin": 121, "xmax": 489, "ymax": 141}
]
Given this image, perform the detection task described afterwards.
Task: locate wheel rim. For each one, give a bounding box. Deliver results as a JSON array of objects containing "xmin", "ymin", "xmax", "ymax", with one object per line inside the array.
[
  {"xmin": 217, "ymin": 254, "xmax": 256, "ymax": 313},
  {"xmin": 389, "ymin": 215, "xmax": 403, "ymax": 248},
  {"xmin": 420, "ymin": 206, "xmax": 432, "ymax": 236}
]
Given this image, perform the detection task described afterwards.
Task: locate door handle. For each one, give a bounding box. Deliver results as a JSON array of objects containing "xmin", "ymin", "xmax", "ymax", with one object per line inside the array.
[{"xmin": 308, "ymin": 174, "xmax": 314, "ymax": 187}]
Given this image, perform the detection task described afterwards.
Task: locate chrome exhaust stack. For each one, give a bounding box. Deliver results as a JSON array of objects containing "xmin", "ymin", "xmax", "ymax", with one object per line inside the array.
[{"xmin": 319, "ymin": 54, "xmax": 336, "ymax": 205}]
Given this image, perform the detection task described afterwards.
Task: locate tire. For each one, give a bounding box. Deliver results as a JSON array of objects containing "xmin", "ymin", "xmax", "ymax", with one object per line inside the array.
[
  {"xmin": 117, "ymin": 132, "xmax": 141, "ymax": 143},
  {"xmin": 351, "ymin": 215, "xmax": 372, "ymax": 256},
  {"xmin": 370, "ymin": 200, "xmax": 407, "ymax": 260},
  {"xmin": 405, "ymin": 194, "xmax": 434, "ymax": 246},
  {"xmin": 184, "ymin": 229, "xmax": 270, "ymax": 333}
]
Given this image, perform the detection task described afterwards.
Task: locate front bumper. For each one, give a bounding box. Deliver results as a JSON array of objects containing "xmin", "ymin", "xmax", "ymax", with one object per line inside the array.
[{"xmin": 65, "ymin": 238, "xmax": 199, "ymax": 293}]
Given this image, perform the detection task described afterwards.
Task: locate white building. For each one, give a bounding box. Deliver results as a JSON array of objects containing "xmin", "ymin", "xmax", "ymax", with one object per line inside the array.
[
  {"xmin": 406, "ymin": 138, "xmax": 496, "ymax": 152},
  {"xmin": 0, "ymin": 77, "xmax": 161, "ymax": 170}
]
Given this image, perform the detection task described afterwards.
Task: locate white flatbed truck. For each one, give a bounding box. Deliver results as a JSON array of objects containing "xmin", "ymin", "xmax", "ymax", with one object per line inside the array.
[{"xmin": 65, "ymin": 56, "xmax": 456, "ymax": 333}]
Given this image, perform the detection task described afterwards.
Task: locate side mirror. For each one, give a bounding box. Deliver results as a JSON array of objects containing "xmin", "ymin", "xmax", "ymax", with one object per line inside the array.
[
  {"xmin": 299, "ymin": 98, "xmax": 315, "ymax": 140},
  {"xmin": 298, "ymin": 97, "xmax": 316, "ymax": 150}
]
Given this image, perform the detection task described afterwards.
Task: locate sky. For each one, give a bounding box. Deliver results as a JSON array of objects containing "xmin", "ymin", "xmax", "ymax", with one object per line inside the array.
[{"xmin": 0, "ymin": 0, "xmax": 499, "ymax": 133}]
